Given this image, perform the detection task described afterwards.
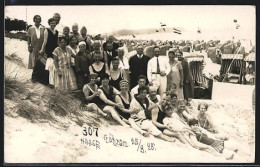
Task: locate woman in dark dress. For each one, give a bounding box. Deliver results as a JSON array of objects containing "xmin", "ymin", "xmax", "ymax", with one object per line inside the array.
[
  {"xmin": 32, "ymin": 18, "xmax": 58, "ymax": 86},
  {"xmin": 89, "ymin": 51, "xmax": 110, "ymax": 86}
]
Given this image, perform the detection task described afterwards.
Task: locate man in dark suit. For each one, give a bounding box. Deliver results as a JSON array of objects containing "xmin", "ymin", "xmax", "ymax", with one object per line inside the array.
[
  {"xmin": 129, "ymin": 45, "xmax": 150, "ymax": 89},
  {"xmin": 103, "ymin": 42, "xmax": 118, "ymax": 69},
  {"xmin": 102, "ymin": 35, "xmax": 119, "ymax": 52},
  {"xmin": 176, "ymin": 50, "xmax": 194, "ymax": 103}
]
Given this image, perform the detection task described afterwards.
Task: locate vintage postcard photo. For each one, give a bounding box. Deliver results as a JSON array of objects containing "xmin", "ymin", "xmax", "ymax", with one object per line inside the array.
[{"xmin": 4, "ymin": 5, "xmax": 255, "ymax": 163}]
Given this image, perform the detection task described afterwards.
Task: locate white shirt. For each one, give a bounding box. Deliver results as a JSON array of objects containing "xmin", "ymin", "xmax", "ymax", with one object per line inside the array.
[
  {"xmin": 147, "ymin": 56, "xmax": 170, "ymax": 82},
  {"xmin": 55, "ymin": 23, "xmax": 64, "ymax": 36},
  {"xmin": 131, "ymin": 85, "xmax": 139, "ymax": 95},
  {"xmin": 130, "ymin": 96, "xmax": 154, "ymax": 119},
  {"xmin": 33, "ymin": 25, "xmax": 43, "ymax": 39},
  {"xmin": 137, "ymin": 54, "xmax": 143, "ymax": 59},
  {"xmin": 147, "ymin": 94, "xmax": 161, "ymax": 105},
  {"xmin": 118, "ymin": 56, "xmax": 130, "ymax": 70}
]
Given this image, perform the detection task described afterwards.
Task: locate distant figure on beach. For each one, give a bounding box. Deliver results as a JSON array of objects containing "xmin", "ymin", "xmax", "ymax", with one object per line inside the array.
[{"xmin": 27, "ymin": 15, "xmax": 45, "ymax": 69}]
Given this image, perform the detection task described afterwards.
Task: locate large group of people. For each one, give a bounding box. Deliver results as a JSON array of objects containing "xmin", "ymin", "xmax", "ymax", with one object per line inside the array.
[{"xmin": 27, "ymin": 13, "xmax": 239, "ymax": 160}]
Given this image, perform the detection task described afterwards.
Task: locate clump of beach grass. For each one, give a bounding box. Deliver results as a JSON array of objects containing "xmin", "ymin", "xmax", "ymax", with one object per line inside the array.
[
  {"xmin": 4, "ymin": 75, "xmax": 29, "ymax": 101},
  {"xmin": 16, "ymin": 100, "xmax": 56, "ymax": 123},
  {"xmin": 5, "ymin": 53, "xmax": 26, "ymax": 68}
]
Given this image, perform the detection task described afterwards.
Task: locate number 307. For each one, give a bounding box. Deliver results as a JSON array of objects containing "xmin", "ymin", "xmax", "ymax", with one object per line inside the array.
[{"xmin": 83, "ymin": 127, "xmax": 99, "ymax": 137}]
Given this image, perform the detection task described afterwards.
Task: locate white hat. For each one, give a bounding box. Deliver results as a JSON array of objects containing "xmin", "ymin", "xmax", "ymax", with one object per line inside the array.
[{"xmin": 78, "ymin": 41, "xmax": 86, "ymax": 46}]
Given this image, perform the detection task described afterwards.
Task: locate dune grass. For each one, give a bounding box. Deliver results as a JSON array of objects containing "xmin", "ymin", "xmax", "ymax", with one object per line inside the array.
[
  {"xmin": 16, "ymin": 100, "xmax": 56, "ymax": 123},
  {"xmin": 4, "ymin": 75, "xmax": 29, "ymax": 101},
  {"xmin": 5, "ymin": 53, "xmax": 26, "ymax": 68}
]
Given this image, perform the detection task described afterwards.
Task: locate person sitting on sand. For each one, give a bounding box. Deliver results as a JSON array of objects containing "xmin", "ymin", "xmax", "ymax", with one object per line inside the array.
[
  {"xmin": 187, "ymin": 119, "xmax": 236, "ymax": 160},
  {"xmin": 80, "ymin": 73, "xmax": 109, "ymax": 116},
  {"xmin": 197, "ymin": 102, "xmax": 218, "ymax": 133},
  {"xmin": 131, "ymin": 75, "xmax": 147, "ymax": 95},
  {"xmin": 147, "ymin": 86, "xmax": 161, "ymax": 105},
  {"xmin": 197, "ymin": 102, "xmax": 229, "ymax": 141},
  {"xmin": 83, "ymin": 73, "xmax": 130, "ymax": 127},
  {"xmin": 114, "ymin": 80, "xmax": 140, "ymax": 124},
  {"xmin": 129, "ymin": 85, "xmax": 175, "ymax": 142},
  {"xmin": 175, "ymin": 99, "xmax": 194, "ymax": 122}
]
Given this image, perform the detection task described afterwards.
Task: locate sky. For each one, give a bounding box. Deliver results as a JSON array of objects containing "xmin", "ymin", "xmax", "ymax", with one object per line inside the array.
[{"xmin": 5, "ymin": 5, "xmax": 255, "ymax": 36}]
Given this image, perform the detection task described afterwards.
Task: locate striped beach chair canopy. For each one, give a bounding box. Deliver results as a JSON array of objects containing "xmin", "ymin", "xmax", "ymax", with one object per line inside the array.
[
  {"xmin": 220, "ymin": 54, "xmax": 246, "ymax": 84},
  {"xmin": 182, "ymin": 53, "xmax": 206, "ymax": 85},
  {"xmin": 221, "ymin": 54, "xmax": 244, "ymax": 60}
]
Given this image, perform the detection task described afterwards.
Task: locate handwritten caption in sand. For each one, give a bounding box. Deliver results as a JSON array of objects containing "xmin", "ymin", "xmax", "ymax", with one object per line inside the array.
[
  {"xmin": 80, "ymin": 126, "xmax": 157, "ymax": 153},
  {"xmin": 81, "ymin": 126, "xmax": 100, "ymax": 150}
]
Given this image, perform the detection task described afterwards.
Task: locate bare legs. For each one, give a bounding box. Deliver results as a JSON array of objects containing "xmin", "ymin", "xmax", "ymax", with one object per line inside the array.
[{"xmin": 103, "ymin": 106, "xmax": 130, "ymax": 127}]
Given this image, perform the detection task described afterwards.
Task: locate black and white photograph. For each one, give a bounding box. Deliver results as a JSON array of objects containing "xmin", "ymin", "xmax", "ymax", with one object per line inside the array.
[{"xmin": 4, "ymin": 4, "xmax": 256, "ymax": 163}]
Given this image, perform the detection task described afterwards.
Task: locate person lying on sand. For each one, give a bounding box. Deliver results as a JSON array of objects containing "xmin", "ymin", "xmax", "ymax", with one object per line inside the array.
[
  {"xmin": 175, "ymin": 99, "xmax": 194, "ymax": 122},
  {"xmin": 151, "ymin": 93, "xmax": 189, "ymax": 144},
  {"xmin": 162, "ymin": 104, "xmax": 195, "ymax": 144},
  {"xmin": 188, "ymin": 119, "xmax": 237, "ymax": 160}
]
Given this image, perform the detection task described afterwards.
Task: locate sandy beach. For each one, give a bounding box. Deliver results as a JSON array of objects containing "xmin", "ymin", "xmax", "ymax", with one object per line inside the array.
[{"xmin": 4, "ymin": 37, "xmax": 255, "ymax": 163}]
